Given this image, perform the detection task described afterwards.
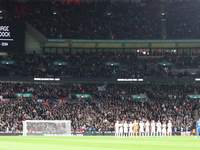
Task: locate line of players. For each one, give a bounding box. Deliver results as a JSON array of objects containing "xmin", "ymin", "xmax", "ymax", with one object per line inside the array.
[{"xmin": 115, "ymin": 120, "xmax": 172, "ymax": 138}]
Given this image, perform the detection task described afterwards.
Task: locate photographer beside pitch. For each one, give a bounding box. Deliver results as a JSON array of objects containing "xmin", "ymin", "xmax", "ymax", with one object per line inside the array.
[{"xmin": 196, "ymin": 118, "xmax": 200, "ymax": 139}]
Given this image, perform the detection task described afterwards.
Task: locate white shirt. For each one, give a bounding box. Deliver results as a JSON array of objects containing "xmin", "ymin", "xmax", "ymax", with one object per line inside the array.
[
  {"xmin": 181, "ymin": 127, "xmax": 183, "ymax": 132},
  {"xmin": 129, "ymin": 124, "xmax": 133, "ymax": 132},
  {"xmin": 124, "ymin": 123, "xmax": 128, "ymax": 130},
  {"xmin": 157, "ymin": 123, "xmax": 161, "ymax": 129},
  {"xmin": 151, "ymin": 122, "xmax": 155, "ymax": 128},
  {"xmin": 167, "ymin": 122, "xmax": 172, "ymax": 128},
  {"xmin": 115, "ymin": 123, "xmax": 119, "ymax": 132},
  {"xmin": 145, "ymin": 122, "xmax": 150, "ymax": 128},
  {"xmin": 119, "ymin": 124, "xmax": 123, "ymax": 132},
  {"xmin": 139, "ymin": 123, "xmax": 144, "ymax": 129},
  {"xmin": 163, "ymin": 124, "xmax": 166, "ymax": 130},
  {"xmin": 168, "ymin": 122, "xmax": 172, "ymax": 132}
]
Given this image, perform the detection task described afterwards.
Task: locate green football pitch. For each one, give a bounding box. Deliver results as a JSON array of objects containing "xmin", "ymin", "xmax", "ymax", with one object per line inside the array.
[{"xmin": 0, "ymin": 136, "xmax": 199, "ymax": 150}]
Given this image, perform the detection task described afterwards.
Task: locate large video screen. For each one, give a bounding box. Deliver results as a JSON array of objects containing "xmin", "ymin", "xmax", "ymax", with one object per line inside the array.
[{"xmin": 0, "ymin": 21, "xmax": 25, "ymax": 52}]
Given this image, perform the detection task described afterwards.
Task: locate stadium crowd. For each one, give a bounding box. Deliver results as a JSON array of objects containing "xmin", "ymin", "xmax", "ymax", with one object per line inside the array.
[
  {"xmin": 166, "ymin": 0, "xmax": 200, "ymax": 39},
  {"xmin": 0, "ymin": 83, "xmax": 199, "ymax": 133},
  {"xmin": 1, "ymin": 52, "xmax": 161, "ymax": 78},
  {"xmin": 1, "ymin": 0, "xmax": 200, "ymax": 39},
  {"xmin": 174, "ymin": 55, "xmax": 200, "ymax": 69},
  {"xmin": 1, "ymin": 0, "xmax": 161, "ymax": 39},
  {"xmin": 0, "ymin": 0, "xmax": 200, "ymax": 135},
  {"xmin": 1, "ymin": 52, "xmax": 200, "ymax": 78},
  {"xmin": 110, "ymin": 1, "xmax": 161, "ymax": 39}
]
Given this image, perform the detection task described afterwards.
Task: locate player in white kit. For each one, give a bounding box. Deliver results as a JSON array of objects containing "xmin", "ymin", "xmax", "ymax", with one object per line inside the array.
[
  {"xmin": 124, "ymin": 121, "xmax": 128, "ymax": 138},
  {"xmin": 162, "ymin": 121, "xmax": 166, "ymax": 138},
  {"xmin": 115, "ymin": 121, "xmax": 119, "ymax": 138},
  {"xmin": 145, "ymin": 120, "xmax": 150, "ymax": 138},
  {"xmin": 119, "ymin": 121, "xmax": 123, "ymax": 138},
  {"xmin": 167, "ymin": 120, "xmax": 172, "ymax": 138},
  {"xmin": 157, "ymin": 120, "xmax": 162, "ymax": 138},
  {"xmin": 139, "ymin": 121, "xmax": 144, "ymax": 138},
  {"xmin": 151, "ymin": 120, "xmax": 155, "ymax": 137},
  {"xmin": 129, "ymin": 121, "xmax": 133, "ymax": 138}
]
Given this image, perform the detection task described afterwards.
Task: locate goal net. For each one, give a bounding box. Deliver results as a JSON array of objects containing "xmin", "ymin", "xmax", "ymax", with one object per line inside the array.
[{"xmin": 23, "ymin": 120, "xmax": 71, "ymax": 136}]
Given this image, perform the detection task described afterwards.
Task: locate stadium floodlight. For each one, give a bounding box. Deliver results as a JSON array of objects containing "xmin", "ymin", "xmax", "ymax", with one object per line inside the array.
[{"xmin": 23, "ymin": 120, "xmax": 71, "ymax": 136}]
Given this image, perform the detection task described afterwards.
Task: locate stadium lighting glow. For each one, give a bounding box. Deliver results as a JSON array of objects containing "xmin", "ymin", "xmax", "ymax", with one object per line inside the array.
[{"xmin": 0, "ymin": 11, "xmax": 2, "ymax": 13}]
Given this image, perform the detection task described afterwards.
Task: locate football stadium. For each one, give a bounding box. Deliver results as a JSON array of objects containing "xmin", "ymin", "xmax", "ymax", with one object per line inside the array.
[{"xmin": 0, "ymin": 0, "xmax": 200, "ymax": 149}]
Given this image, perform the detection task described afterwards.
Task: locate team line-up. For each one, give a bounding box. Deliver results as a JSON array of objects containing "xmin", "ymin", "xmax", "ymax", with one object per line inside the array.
[{"xmin": 115, "ymin": 120, "xmax": 172, "ymax": 138}]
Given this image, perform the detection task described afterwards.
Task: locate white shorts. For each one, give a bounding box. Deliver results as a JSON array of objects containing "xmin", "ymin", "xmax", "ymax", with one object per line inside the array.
[
  {"xmin": 146, "ymin": 128, "xmax": 149, "ymax": 132},
  {"xmin": 157, "ymin": 128, "xmax": 161, "ymax": 132},
  {"xmin": 168, "ymin": 128, "xmax": 172, "ymax": 132},
  {"xmin": 124, "ymin": 129, "xmax": 128, "ymax": 133},
  {"xmin": 162, "ymin": 129, "xmax": 166, "ymax": 133},
  {"xmin": 139, "ymin": 129, "xmax": 144, "ymax": 132},
  {"xmin": 129, "ymin": 130, "xmax": 133, "ymax": 133},
  {"xmin": 151, "ymin": 128, "xmax": 155, "ymax": 132}
]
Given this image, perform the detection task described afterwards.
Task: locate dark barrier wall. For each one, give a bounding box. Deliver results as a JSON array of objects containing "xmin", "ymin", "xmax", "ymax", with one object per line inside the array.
[
  {"xmin": 0, "ymin": 132, "xmax": 190, "ymax": 136},
  {"xmin": 0, "ymin": 21, "xmax": 25, "ymax": 52},
  {"xmin": 0, "ymin": 77, "xmax": 197, "ymax": 83}
]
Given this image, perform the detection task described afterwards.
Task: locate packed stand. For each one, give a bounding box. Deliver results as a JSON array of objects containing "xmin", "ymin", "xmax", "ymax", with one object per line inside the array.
[
  {"xmin": 0, "ymin": 52, "xmax": 166, "ymax": 78},
  {"xmin": 1, "ymin": 0, "xmax": 110, "ymax": 39},
  {"xmin": 199, "ymin": 107, "xmax": 200, "ymax": 119},
  {"xmin": 1, "ymin": 0, "xmax": 162, "ymax": 39},
  {"xmin": 2, "ymin": 0, "xmax": 200, "ymax": 39},
  {"xmin": 111, "ymin": 1, "xmax": 161, "ymax": 39},
  {"xmin": 0, "ymin": 83, "xmax": 199, "ymax": 133},
  {"xmin": 67, "ymin": 52, "xmax": 164, "ymax": 78},
  {"xmin": 1, "ymin": 52, "xmax": 200, "ymax": 78},
  {"xmin": 166, "ymin": 0, "xmax": 200, "ymax": 39},
  {"xmin": 93, "ymin": 84, "xmax": 199, "ymax": 132},
  {"xmin": 174, "ymin": 55, "xmax": 200, "ymax": 69},
  {"xmin": 1, "ymin": 53, "xmax": 66, "ymax": 77}
]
